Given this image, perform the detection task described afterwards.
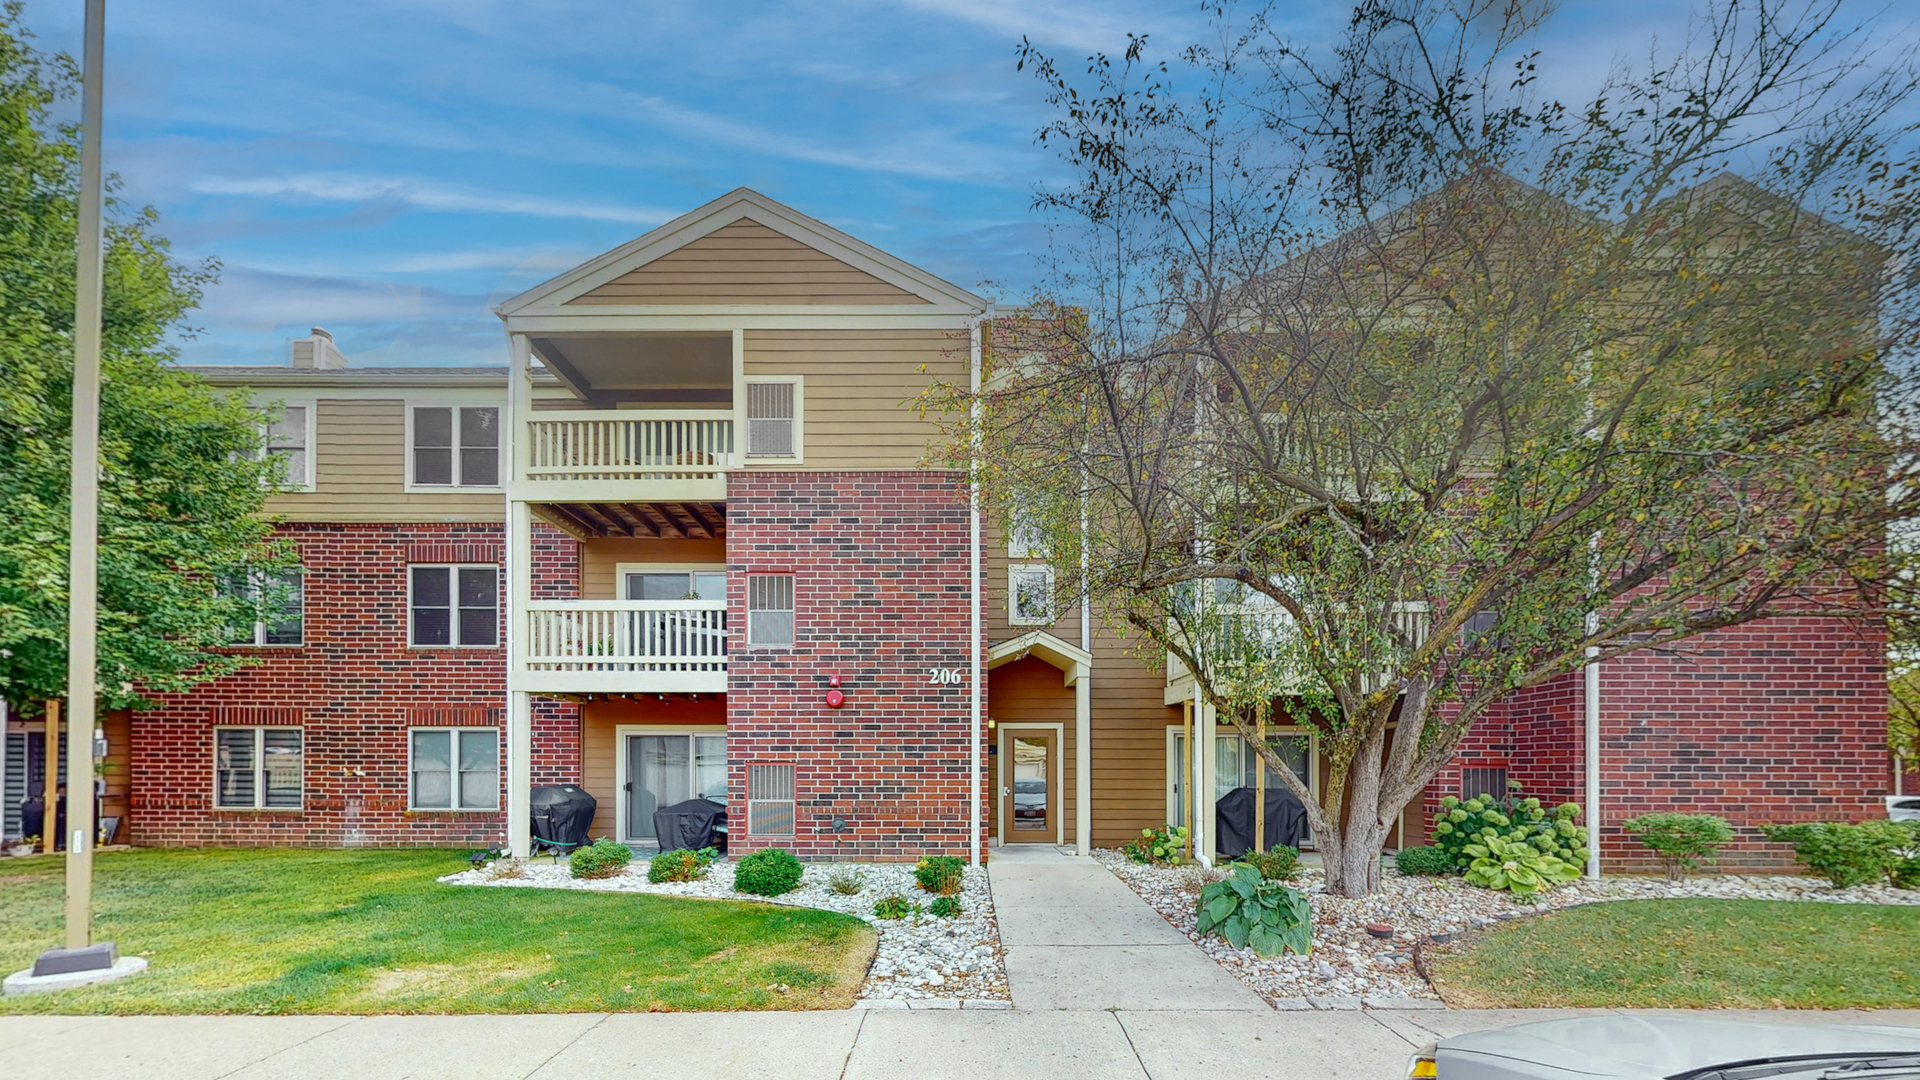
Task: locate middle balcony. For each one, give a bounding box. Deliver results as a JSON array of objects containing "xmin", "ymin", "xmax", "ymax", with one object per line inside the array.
[{"xmin": 519, "ymin": 598, "xmax": 729, "ymax": 694}]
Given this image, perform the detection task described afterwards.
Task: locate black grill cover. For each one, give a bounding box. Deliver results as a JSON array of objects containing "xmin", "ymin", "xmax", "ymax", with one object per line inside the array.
[
  {"xmin": 529, "ymin": 784, "xmax": 597, "ymax": 849},
  {"xmin": 652, "ymin": 798, "xmax": 727, "ymax": 852},
  {"xmin": 1215, "ymin": 785, "xmax": 1309, "ymax": 859}
]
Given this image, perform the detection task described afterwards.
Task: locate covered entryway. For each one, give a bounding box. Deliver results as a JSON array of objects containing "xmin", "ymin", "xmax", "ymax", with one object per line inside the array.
[{"xmin": 986, "ymin": 631, "xmax": 1091, "ymax": 854}]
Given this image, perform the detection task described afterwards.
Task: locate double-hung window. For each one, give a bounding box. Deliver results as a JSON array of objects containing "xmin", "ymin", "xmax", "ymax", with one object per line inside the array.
[
  {"xmin": 1008, "ymin": 564, "xmax": 1055, "ymax": 626},
  {"xmin": 747, "ymin": 574, "xmax": 795, "ymax": 646},
  {"xmin": 410, "ymin": 405, "xmax": 500, "ymax": 488},
  {"xmin": 410, "ymin": 565, "xmax": 499, "ymax": 647},
  {"xmin": 245, "ymin": 402, "xmax": 313, "ymax": 490},
  {"xmin": 217, "ymin": 570, "xmax": 305, "ymax": 646},
  {"xmin": 409, "ymin": 728, "xmax": 499, "ymax": 810},
  {"xmin": 214, "ymin": 727, "xmax": 303, "ymax": 809}
]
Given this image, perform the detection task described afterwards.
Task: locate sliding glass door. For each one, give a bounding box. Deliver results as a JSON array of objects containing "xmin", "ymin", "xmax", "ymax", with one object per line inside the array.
[{"xmin": 624, "ymin": 732, "xmax": 727, "ymax": 844}]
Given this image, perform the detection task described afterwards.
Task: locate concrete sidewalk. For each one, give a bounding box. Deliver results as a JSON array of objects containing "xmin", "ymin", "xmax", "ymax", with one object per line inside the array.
[
  {"xmin": 6, "ymin": 1009, "xmax": 1920, "ymax": 1080},
  {"xmin": 987, "ymin": 844, "xmax": 1269, "ymax": 1011}
]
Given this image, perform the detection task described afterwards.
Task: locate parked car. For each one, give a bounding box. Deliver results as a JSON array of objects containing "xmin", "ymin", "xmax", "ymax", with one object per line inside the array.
[
  {"xmin": 1407, "ymin": 1015, "xmax": 1920, "ymax": 1079},
  {"xmin": 1013, "ymin": 778, "xmax": 1047, "ymax": 820}
]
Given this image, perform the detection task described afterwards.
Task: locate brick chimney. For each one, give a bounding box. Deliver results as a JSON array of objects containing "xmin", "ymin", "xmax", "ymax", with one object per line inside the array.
[{"xmin": 290, "ymin": 327, "xmax": 349, "ymax": 369}]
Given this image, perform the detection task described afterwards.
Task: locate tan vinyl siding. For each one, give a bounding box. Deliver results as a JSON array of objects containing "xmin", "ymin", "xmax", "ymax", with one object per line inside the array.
[
  {"xmin": 568, "ymin": 221, "xmax": 927, "ymax": 306},
  {"xmin": 1089, "ymin": 628, "xmax": 1184, "ymax": 847},
  {"xmin": 743, "ymin": 328, "xmax": 964, "ymax": 469},
  {"xmin": 579, "ymin": 538, "xmax": 727, "ymax": 599},
  {"xmin": 984, "ymin": 509, "xmax": 1082, "ymax": 643},
  {"xmin": 264, "ymin": 399, "xmax": 504, "ymax": 523}
]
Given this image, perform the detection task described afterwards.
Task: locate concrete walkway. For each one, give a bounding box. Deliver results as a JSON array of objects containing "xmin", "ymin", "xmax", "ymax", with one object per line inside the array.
[
  {"xmin": 7, "ymin": 1009, "xmax": 1920, "ymax": 1080},
  {"xmin": 987, "ymin": 844, "xmax": 1269, "ymax": 1011}
]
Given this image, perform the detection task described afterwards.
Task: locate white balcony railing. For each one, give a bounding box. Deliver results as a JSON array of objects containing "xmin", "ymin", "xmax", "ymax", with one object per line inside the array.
[
  {"xmin": 520, "ymin": 599, "xmax": 729, "ymax": 692},
  {"xmin": 521, "ymin": 409, "xmax": 734, "ymax": 501}
]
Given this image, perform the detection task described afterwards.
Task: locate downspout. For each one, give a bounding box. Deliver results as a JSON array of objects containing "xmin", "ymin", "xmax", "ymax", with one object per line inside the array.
[
  {"xmin": 505, "ymin": 332, "xmax": 533, "ymax": 859},
  {"xmin": 969, "ymin": 316, "xmax": 984, "ymax": 867},
  {"xmin": 1584, "ymin": 532, "xmax": 1602, "ymax": 879}
]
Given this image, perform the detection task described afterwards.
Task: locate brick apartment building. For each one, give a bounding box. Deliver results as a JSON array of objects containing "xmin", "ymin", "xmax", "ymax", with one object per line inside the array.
[{"xmin": 0, "ymin": 188, "xmax": 1893, "ymax": 870}]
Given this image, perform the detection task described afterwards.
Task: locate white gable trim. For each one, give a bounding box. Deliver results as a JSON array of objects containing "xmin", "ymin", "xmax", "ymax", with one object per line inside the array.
[{"xmin": 493, "ymin": 188, "xmax": 988, "ymax": 316}]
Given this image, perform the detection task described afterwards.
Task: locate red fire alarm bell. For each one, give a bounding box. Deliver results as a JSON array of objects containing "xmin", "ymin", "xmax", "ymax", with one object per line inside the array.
[{"xmin": 825, "ymin": 674, "xmax": 845, "ymax": 709}]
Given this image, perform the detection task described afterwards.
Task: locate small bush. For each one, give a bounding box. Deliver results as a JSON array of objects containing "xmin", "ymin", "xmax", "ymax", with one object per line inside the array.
[
  {"xmin": 486, "ymin": 857, "xmax": 527, "ymax": 880},
  {"xmin": 1622, "ymin": 813, "xmax": 1734, "ymax": 880},
  {"xmin": 1235, "ymin": 845, "xmax": 1300, "ymax": 881},
  {"xmin": 927, "ymin": 895, "xmax": 963, "ymax": 918},
  {"xmin": 1123, "ymin": 824, "xmax": 1189, "ymax": 865},
  {"xmin": 646, "ymin": 846, "xmax": 719, "ymax": 883},
  {"xmin": 1194, "ymin": 863, "xmax": 1312, "ymax": 956},
  {"xmin": 873, "ymin": 894, "xmax": 916, "ymax": 920},
  {"xmin": 1760, "ymin": 821, "xmax": 1920, "ymax": 889},
  {"xmin": 1461, "ymin": 835, "xmax": 1581, "ymax": 900},
  {"xmin": 914, "ymin": 855, "xmax": 966, "ymax": 896},
  {"xmin": 1432, "ymin": 787, "xmax": 1587, "ymax": 871},
  {"xmin": 568, "ymin": 839, "xmax": 634, "ymax": 880},
  {"xmin": 828, "ymin": 867, "xmax": 866, "ymax": 895},
  {"xmin": 733, "ymin": 847, "xmax": 805, "ymax": 896},
  {"xmin": 1394, "ymin": 845, "xmax": 1453, "ymax": 876}
]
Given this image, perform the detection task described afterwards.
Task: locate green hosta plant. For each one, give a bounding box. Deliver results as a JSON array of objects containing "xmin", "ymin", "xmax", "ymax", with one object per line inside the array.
[
  {"xmin": 1461, "ymin": 836, "xmax": 1582, "ymax": 900},
  {"xmin": 1194, "ymin": 863, "xmax": 1313, "ymax": 957},
  {"xmin": 1123, "ymin": 824, "xmax": 1189, "ymax": 865}
]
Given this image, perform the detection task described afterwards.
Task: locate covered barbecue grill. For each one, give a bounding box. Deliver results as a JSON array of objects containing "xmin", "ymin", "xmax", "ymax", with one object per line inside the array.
[
  {"xmin": 652, "ymin": 797, "xmax": 727, "ymax": 852},
  {"xmin": 529, "ymin": 784, "xmax": 597, "ymax": 854},
  {"xmin": 1214, "ymin": 784, "xmax": 1309, "ymax": 859}
]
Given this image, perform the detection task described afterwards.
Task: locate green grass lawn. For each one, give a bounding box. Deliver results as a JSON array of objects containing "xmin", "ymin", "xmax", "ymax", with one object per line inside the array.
[
  {"xmin": 1428, "ymin": 898, "xmax": 1920, "ymax": 1009},
  {"xmin": 0, "ymin": 848, "xmax": 875, "ymax": 1014}
]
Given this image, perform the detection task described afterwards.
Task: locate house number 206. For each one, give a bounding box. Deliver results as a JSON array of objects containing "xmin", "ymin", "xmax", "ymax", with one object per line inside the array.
[{"xmin": 928, "ymin": 668, "xmax": 965, "ymax": 685}]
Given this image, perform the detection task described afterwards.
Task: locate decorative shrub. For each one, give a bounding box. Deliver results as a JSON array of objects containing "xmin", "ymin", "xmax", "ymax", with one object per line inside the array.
[
  {"xmin": 1621, "ymin": 813, "xmax": 1735, "ymax": 880},
  {"xmin": 927, "ymin": 896, "xmax": 963, "ymax": 918},
  {"xmin": 1760, "ymin": 821, "xmax": 1920, "ymax": 889},
  {"xmin": 1431, "ymin": 788, "xmax": 1587, "ymax": 871},
  {"xmin": 1235, "ymin": 845, "xmax": 1300, "ymax": 882},
  {"xmin": 873, "ymin": 895, "xmax": 916, "ymax": 920},
  {"xmin": 568, "ymin": 839, "xmax": 634, "ymax": 880},
  {"xmin": 734, "ymin": 848, "xmax": 805, "ymax": 896},
  {"xmin": 1394, "ymin": 845, "xmax": 1453, "ymax": 876},
  {"xmin": 828, "ymin": 868, "xmax": 866, "ymax": 895},
  {"xmin": 1123, "ymin": 824, "xmax": 1189, "ymax": 865},
  {"xmin": 1194, "ymin": 862, "xmax": 1313, "ymax": 957},
  {"xmin": 1460, "ymin": 835, "xmax": 1582, "ymax": 900},
  {"xmin": 914, "ymin": 855, "xmax": 966, "ymax": 896},
  {"xmin": 646, "ymin": 846, "xmax": 719, "ymax": 883}
]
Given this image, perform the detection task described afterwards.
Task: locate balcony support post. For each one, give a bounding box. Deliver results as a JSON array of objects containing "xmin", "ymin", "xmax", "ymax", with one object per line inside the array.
[{"xmin": 506, "ymin": 331, "xmax": 534, "ymax": 859}]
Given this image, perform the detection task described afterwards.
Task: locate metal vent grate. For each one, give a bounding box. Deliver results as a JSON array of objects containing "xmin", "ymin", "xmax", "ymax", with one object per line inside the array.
[
  {"xmin": 747, "ymin": 763, "xmax": 796, "ymax": 836},
  {"xmin": 746, "ymin": 382, "xmax": 795, "ymax": 456}
]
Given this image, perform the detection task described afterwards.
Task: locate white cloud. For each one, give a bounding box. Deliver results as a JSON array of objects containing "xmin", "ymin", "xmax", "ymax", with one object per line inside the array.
[
  {"xmin": 194, "ymin": 266, "xmax": 490, "ymax": 333},
  {"xmin": 187, "ymin": 174, "xmax": 676, "ymax": 226},
  {"xmin": 893, "ymin": 0, "xmax": 1174, "ymax": 53}
]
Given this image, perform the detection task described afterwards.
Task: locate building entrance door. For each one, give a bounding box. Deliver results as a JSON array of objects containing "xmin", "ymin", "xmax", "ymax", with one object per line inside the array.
[{"xmin": 1000, "ymin": 730, "xmax": 1055, "ymax": 844}]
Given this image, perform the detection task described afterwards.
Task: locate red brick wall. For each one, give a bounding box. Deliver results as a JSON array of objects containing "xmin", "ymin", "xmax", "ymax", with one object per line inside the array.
[
  {"xmin": 723, "ymin": 471, "xmax": 983, "ymax": 861},
  {"xmin": 1413, "ymin": 617, "xmax": 1888, "ymax": 873},
  {"xmin": 128, "ymin": 521, "xmax": 581, "ymax": 848}
]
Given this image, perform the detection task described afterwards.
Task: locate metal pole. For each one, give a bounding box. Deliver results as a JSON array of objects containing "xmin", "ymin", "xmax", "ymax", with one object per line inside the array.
[
  {"xmin": 968, "ymin": 318, "xmax": 983, "ymax": 867},
  {"xmin": 65, "ymin": 0, "xmax": 107, "ymax": 950}
]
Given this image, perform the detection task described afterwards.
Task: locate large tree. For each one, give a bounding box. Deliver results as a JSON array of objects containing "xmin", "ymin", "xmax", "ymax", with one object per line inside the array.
[
  {"xmin": 0, "ymin": 6, "xmax": 295, "ymax": 717},
  {"xmin": 937, "ymin": 0, "xmax": 1920, "ymax": 895}
]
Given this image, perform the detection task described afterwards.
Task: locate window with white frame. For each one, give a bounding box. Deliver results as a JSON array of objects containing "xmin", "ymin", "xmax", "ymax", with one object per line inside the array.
[
  {"xmin": 745, "ymin": 380, "xmax": 798, "ymax": 458},
  {"xmin": 1008, "ymin": 564, "xmax": 1055, "ymax": 625},
  {"xmin": 1004, "ymin": 499, "xmax": 1048, "ymax": 559},
  {"xmin": 214, "ymin": 727, "xmax": 303, "ymax": 808},
  {"xmin": 409, "ymin": 565, "xmax": 499, "ymax": 647},
  {"xmin": 245, "ymin": 403, "xmax": 312, "ymax": 490},
  {"xmin": 747, "ymin": 574, "xmax": 795, "ymax": 646},
  {"xmin": 216, "ymin": 569, "xmax": 305, "ymax": 646},
  {"xmin": 409, "ymin": 728, "xmax": 499, "ymax": 810},
  {"xmin": 410, "ymin": 406, "xmax": 500, "ymax": 488},
  {"xmin": 747, "ymin": 763, "xmax": 795, "ymax": 836}
]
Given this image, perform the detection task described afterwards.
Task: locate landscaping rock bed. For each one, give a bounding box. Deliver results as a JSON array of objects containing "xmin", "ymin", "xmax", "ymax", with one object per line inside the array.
[
  {"xmin": 1095, "ymin": 849, "xmax": 1920, "ymax": 1009},
  {"xmin": 441, "ymin": 857, "xmax": 1008, "ymax": 1004}
]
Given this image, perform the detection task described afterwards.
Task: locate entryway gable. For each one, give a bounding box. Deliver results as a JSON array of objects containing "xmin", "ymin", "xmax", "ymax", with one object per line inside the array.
[
  {"xmin": 987, "ymin": 630, "xmax": 1090, "ymax": 686},
  {"xmin": 493, "ymin": 188, "xmax": 986, "ymax": 314}
]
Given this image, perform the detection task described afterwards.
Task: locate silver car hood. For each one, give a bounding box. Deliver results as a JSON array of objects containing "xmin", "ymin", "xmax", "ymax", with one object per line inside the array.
[{"xmin": 1442, "ymin": 1016, "xmax": 1920, "ymax": 1078}]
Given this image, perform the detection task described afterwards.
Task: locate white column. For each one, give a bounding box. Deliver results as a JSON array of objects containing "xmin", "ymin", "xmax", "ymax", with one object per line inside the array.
[
  {"xmin": 1074, "ymin": 673, "xmax": 1091, "ymax": 855},
  {"xmin": 967, "ymin": 318, "xmax": 983, "ymax": 867},
  {"xmin": 1191, "ymin": 688, "xmax": 1211, "ymax": 866},
  {"xmin": 506, "ymin": 332, "xmax": 533, "ymax": 858}
]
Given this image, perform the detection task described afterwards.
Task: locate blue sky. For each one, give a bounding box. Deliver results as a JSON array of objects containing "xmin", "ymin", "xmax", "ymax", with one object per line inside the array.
[{"xmin": 14, "ymin": 0, "xmax": 1908, "ymax": 367}]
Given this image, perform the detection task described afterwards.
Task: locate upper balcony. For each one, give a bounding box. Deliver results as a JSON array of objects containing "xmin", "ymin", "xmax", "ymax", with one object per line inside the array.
[{"xmin": 522, "ymin": 408, "xmax": 734, "ymax": 504}]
